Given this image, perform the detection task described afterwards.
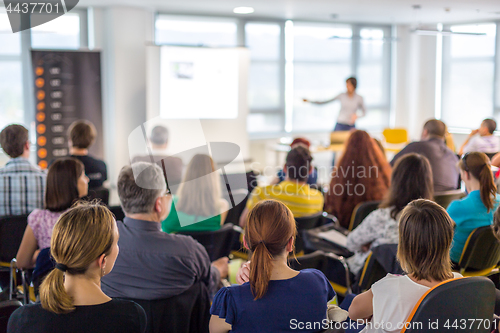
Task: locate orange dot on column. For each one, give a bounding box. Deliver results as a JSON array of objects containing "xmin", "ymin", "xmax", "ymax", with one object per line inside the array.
[
  {"xmin": 37, "ymin": 90, "xmax": 45, "ymax": 100},
  {"xmin": 38, "ymin": 149, "xmax": 47, "ymax": 159},
  {"xmin": 37, "ymin": 136, "xmax": 47, "ymax": 146},
  {"xmin": 37, "ymin": 124, "xmax": 46, "ymax": 134},
  {"xmin": 36, "ymin": 112, "xmax": 45, "ymax": 122},
  {"xmin": 35, "ymin": 67, "xmax": 44, "ymax": 76},
  {"xmin": 38, "ymin": 160, "xmax": 48, "ymax": 169},
  {"xmin": 35, "ymin": 78, "xmax": 45, "ymax": 88},
  {"xmin": 37, "ymin": 102, "xmax": 45, "ymax": 111}
]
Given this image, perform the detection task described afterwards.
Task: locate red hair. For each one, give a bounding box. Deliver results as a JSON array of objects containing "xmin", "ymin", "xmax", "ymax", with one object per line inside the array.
[{"xmin": 325, "ymin": 130, "xmax": 391, "ymax": 228}]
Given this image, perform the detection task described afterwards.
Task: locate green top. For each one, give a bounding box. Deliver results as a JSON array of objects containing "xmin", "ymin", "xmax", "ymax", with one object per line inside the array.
[{"xmin": 161, "ymin": 195, "xmax": 222, "ymax": 233}]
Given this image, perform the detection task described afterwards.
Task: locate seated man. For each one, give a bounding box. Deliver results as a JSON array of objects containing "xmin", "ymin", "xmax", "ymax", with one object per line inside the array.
[
  {"xmin": 459, "ymin": 118, "xmax": 499, "ymax": 155},
  {"xmin": 0, "ymin": 124, "xmax": 46, "ymax": 216},
  {"xmin": 239, "ymin": 146, "xmax": 324, "ymax": 227},
  {"xmin": 391, "ymin": 119, "xmax": 459, "ymax": 192},
  {"xmin": 68, "ymin": 120, "xmax": 107, "ymax": 189},
  {"xmin": 101, "ymin": 162, "xmax": 228, "ymax": 300},
  {"xmin": 131, "ymin": 125, "xmax": 183, "ymax": 192}
]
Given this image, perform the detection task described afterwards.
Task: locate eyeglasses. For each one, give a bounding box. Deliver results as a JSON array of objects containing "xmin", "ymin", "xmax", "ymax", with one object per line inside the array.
[{"xmin": 462, "ymin": 152, "xmax": 470, "ymax": 172}]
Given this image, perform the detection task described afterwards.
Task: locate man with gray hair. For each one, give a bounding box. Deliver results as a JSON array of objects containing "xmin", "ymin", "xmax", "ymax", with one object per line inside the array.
[
  {"xmin": 102, "ymin": 162, "xmax": 228, "ymax": 300},
  {"xmin": 131, "ymin": 125, "xmax": 183, "ymax": 192}
]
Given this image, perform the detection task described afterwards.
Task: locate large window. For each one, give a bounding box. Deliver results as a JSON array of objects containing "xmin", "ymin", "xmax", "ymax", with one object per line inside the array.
[
  {"xmin": 31, "ymin": 12, "xmax": 82, "ymax": 49},
  {"xmin": 442, "ymin": 23, "xmax": 498, "ymax": 129}
]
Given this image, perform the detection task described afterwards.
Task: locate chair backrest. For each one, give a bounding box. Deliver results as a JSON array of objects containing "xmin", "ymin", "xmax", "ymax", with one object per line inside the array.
[
  {"xmin": 458, "ymin": 226, "xmax": 500, "ymax": 273},
  {"xmin": 108, "ymin": 206, "xmax": 125, "ymax": 222},
  {"xmin": 433, "ymin": 190, "xmax": 465, "ymax": 209},
  {"xmin": 0, "ymin": 299, "xmax": 22, "ymax": 333},
  {"xmin": 330, "ymin": 131, "xmax": 351, "ymax": 145},
  {"xmin": 0, "ymin": 215, "xmax": 29, "ymax": 263},
  {"xmin": 356, "ymin": 244, "xmax": 402, "ymax": 292},
  {"xmin": 383, "ymin": 128, "xmax": 408, "ymax": 144},
  {"xmin": 349, "ymin": 201, "xmax": 381, "ymax": 231},
  {"xmin": 402, "ymin": 277, "xmax": 495, "ymax": 333},
  {"xmin": 295, "ymin": 213, "xmax": 324, "ymax": 254},
  {"xmin": 32, "ymin": 247, "xmax": 55, "ymax": 295},
  {"xmin": 128, "ymin": 282, "xmax": 210, "ymax": 333},
  {"xmin": 85, "ymin": 186, "xmax": 110, "ymax": 206},
  {"xmin": 288, "ymin": 250, "xmax": 328, "ymax": 272},
  {"xmin": 178, "ymin": 223, "xmax": 236, "ymax": 261}
]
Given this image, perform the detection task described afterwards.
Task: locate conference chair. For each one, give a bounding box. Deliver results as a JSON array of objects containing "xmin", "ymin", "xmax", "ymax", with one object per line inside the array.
[
  {"xmin": 348, "ymin": 201, "xmax": 381, "ymax": 232},
  {"xmin": 108, "ymin": 205, "xmax": 125, "ymax": 222},
  {"xmin": 288, "ymin": 250, "xmax": 352, "ymax": 297},
  {"xmin": 0, "ymin": 215, "xmax": 29, "ymax": 270},
  {"xmin": 178, "ymin": 223, "xmax": 239, "ymax": 261},
  {"xmin": 355, "ymin": 244, "xmax": 403, "ymax": 293},
  {"xmin": 85, "ymin": 186, "xmax": 110, "ymax": 206},
  {"xmin": 382, "ymin": 128, "xmax": 409, "ymax": 154},
  {"xmin": 295, "ymin": 212, "xmax": 324, "ymax": 255},
  {"xmin": 455, "ymin": 226, "xmax": 500, "ymax": 277},
  {"xmin": 8, "ymin": 259, "xmax": 30, "ymax": 305},
  {"xmin": 127, "ymin": 282, "xmax": 210, "ymax": 333},
  {"xmin": 433, "ymin": 190, "xmax": 466, "ymax": 209},
  {"xmin": 401, "ymin": 277, "xmax": 495, "ymax": 333},
  {"xmin": 0, "ymin": 299, "xmax": 22, "ymax": 333}
]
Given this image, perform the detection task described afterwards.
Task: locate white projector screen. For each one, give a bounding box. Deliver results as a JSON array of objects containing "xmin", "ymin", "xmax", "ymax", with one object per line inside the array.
[{"xmin": 159, "ymin": 46, "xmax": 240, "ymax": 119}]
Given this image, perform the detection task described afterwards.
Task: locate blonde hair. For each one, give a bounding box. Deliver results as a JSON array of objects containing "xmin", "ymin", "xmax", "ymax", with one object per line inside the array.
[
  {"xmin": 39, "ymin": 202, "xmax": 115, "ymax": 314},
  {"xmin": 397, "ymin": 199, "xmax": 454, "ymax": 282},
  {"xmin": 176, "ymin": 154, "xmax": 222, "ymax": 216}
]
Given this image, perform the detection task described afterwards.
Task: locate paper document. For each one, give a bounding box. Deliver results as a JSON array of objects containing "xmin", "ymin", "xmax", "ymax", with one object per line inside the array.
[{"xmin": 317, "ymin": 229, "xmax": 348, "ymax": 248}]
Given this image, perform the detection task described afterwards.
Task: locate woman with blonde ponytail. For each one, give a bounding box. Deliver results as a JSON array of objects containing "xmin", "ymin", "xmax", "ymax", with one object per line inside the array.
[
  {"xmin": 7, "ymin": 203, "xmax": 146, "ymax": 333},
  {"xmin": 209, "ymin": 200, "xmax": 335, "ymax": 333},
  {"xmin": 448, "ymin": 152, "xmax": 500, "ymax": 264}
]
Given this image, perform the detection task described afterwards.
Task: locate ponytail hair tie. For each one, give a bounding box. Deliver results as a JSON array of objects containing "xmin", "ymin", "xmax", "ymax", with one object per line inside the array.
[
  {"xmin": 258, "ymin": 241, "xmax": 266, "ymax": 246},
  {"xmin": 55, "ymin": 263, "xmax": 68, "ymax": 272}
]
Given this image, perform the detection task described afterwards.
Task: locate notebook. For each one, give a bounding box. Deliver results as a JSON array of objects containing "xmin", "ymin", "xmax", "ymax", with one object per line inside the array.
[{"xmin": 317, "ymin": 229, "xmax": 348, "ymax": 248}]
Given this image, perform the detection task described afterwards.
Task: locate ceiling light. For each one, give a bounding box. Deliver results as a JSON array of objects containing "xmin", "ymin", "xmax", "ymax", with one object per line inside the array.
[{"xmin": 233, "ymin": 7, "xmax": 254, "ymax": 14}]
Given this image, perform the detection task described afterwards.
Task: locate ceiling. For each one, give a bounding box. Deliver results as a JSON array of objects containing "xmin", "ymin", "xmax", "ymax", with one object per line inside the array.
[{"xmin": 78, "ymin": 0, "xmax": 500, "ymax": 25}]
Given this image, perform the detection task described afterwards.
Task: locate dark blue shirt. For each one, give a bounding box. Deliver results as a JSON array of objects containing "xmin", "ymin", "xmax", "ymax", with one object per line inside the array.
[{"xmin": 210, "ymin": 269, "xmax": 335, "ymax": 332}]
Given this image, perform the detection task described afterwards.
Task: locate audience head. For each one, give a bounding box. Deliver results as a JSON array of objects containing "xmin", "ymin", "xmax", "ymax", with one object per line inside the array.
[
  {"xmin": 380, "ymin": 153, "xmax": 434, "ymax": 220},
  {"xmin": 458, "ymin": 152, "xmax": 496, "ymax": 212},
  {"xmin": 118, "ymin": 162, "xmax": 171, "ymax": 220},
  {"xmin": 290, "ymin": 137, "xmax": 311, "ymax": 149},
  {"xmin": 46, "ymin": 158, "xmax": 88, "ymax": 212},
  {"xmin": 480, "ymin": 118, "xmax": 496, "ymax": 136},
  {"xmin": 397, "ymin": 199, "xmax": 454, "ymax": 282},
  {"xmin": 421, "ymin": 119, "xmax": 446, "ymax": 140},
  {"xmin": 285, "ymin": 146, "xmax": 312, "ymax": 182},
  {"xmin": 177, "ymin": 154, "xmax": 221, "ymax": 216},
  {"xmin": 40, "ymin": 203, "xmax": 118, "ymax": 314},
  {"xmin": 346, "ymin": 77, "xmax": 357, "ymax": 93},
  {"xmin": 150, "ymin": 125, "xmax": 169, "ymax": 149},
  {"xmin": 244, "ymin": 200, "xmax": 297, "ymax": 300},
  {"xmin": 0, "ymin": 124, "xmax": 29, "ymax": 158},
  {"xmin": 68, "ymin": 120, "xmax": 97, "ymax": 150}
]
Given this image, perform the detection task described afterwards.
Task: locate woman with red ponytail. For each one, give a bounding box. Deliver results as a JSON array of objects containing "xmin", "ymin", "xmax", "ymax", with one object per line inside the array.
[{"xmin": 209, "ymin": 200, "xmax": 335, "ymax": 333}]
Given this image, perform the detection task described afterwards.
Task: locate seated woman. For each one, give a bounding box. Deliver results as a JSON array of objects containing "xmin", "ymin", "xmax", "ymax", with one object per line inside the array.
[
  {"xmin": 346, "ymin": 153, "xmax": 434, "ymax": 275},
  {"xmin": 16, "ymin": 157, "xmax": 89, "ymax": 269},
  {"xmin": 348, "ymin": 199, "xmax": 461, "ymax": 332},
  {"xmin": 7, "ymin": 203, "xmax": 146, "ymax": 333},
  {"xmin": 271, "ymin": 137, "xmax": 318, "ymax": 186},
  {"xmin": 162, "ymin": 154, "xmax": 228, "ymax": 233},
  {"xmin": 448, "ymin": 152, "xmax": 500, "ymax": 264},
  {"xmin": 325, "ymin": 130, "xmax": 392, "ymax": 229},
  {"xmin": 209, "ymin": 199, "xmax": 335, "ymax": 333}
]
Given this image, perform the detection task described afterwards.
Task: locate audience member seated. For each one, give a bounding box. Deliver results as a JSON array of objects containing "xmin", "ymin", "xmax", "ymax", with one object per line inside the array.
[
  {"xmin": 239, "ymin": 146, "xmax": 324, "ymax": 227},
  {"xmin": 325, "ymin": 130, "xmax": 391, "ymax": 229},
  {"xmin": 162, "ymin": 154, "xmax": 228, "ymax": 233},
  {"xmin": 210, "ymin": 200, "xmax": 335, "ymax": 333},
  {"xmin": 391, "ymin": 119, "xmax": 459, "ymax": 192},
  {"xmin": 346, "ymin": 153, "xmax": 434, "ymax": 275},
  {"xmin": 459, "ymin": 118, "xmax": 499, "ymax": 155},
  {"xmin": 16, "ymin": 158, "xmax": 89, "ymax": 269},
  {"xmin": 348, "ymin": 199, "xmax": 461, "ymax": 332},
  {"xmin": 131, "ymin": 125, "xmax": 183, "ymax": 190},
  {"xmin": 448, "ymin": 152, "xmax": 500, "ymax": 264},
  {"xmin": 7, "ymin": 203, "xmax": 147, "ymax": 333},
  {"xmin": 0, "ymin": 124, "xmax": 46, "ymax": 216},
  {"xmin": 101, "ymin": 163, "xmax": 228, "ymax": 300},
  {"xmin": 271, "ymin": 137, "xmax": 318, "ymax": 186},
  {"xmin": 68, "ymin": 120, "xmax": 107, "ymax": 189}
]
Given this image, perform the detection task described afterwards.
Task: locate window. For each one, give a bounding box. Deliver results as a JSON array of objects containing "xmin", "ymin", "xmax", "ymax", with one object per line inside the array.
[
  {"xmin": 0, "ymin": 8, "xmax": 24, "ymax": 129},
  {"xmin": 441, "ymin": 23, "xmax": 497, "ymax": 129},
  {"xmin": 155, "ymin": 15, "xmax": 237, "ymax": 47},
  {"xmin": 31, "ymin": 12, "xmax": 81, "ymax": 49}
]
